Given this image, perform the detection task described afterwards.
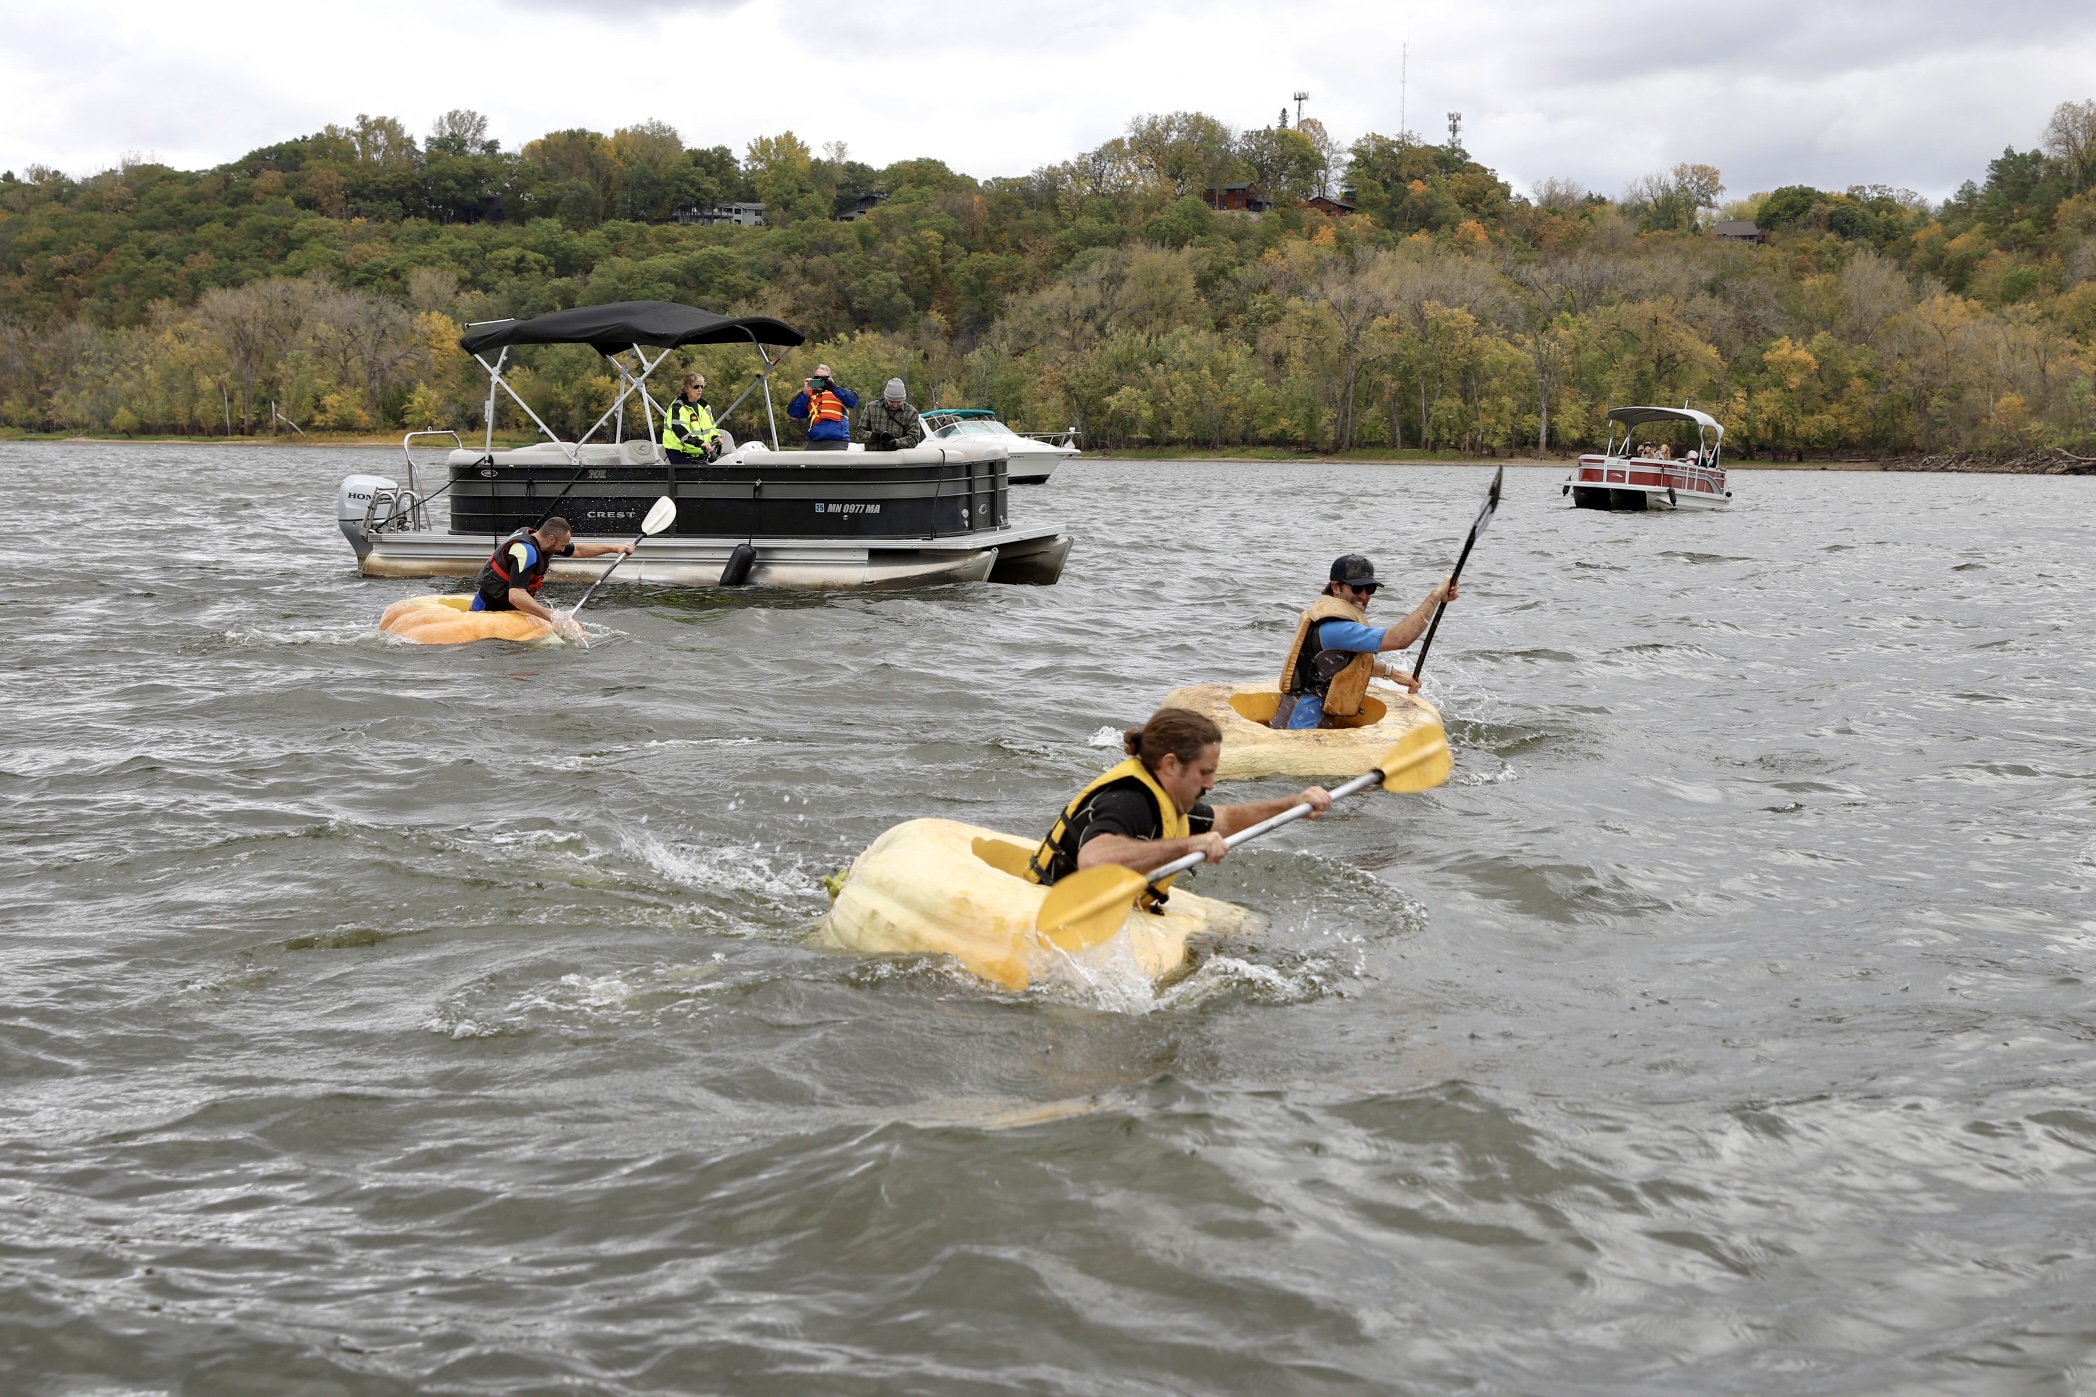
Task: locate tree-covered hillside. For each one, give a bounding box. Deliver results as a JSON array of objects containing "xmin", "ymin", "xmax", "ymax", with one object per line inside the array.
[{"xmin": 3, "ymin": 102, "xmax": 2094, "ymax": 457}]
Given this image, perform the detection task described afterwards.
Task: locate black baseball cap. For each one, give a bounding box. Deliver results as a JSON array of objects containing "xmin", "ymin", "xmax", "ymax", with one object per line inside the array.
[{"xmin": 1329, "ymin": 554, "xmax": 1380, "ymax": 590}]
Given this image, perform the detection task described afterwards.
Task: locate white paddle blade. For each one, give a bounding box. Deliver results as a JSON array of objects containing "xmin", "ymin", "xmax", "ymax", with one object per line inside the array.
[{"xmin": 641, "ymin": 496, "xmax": 677, "ymax": 535}]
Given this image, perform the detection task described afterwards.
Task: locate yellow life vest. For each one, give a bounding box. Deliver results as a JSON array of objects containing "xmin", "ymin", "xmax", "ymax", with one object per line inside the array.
[
  {"xmin": 1278, "ymin": 594, "xmax": 1376, "ymax": 717},
  {"xmin": 1025, "ymin": 756, "xmax": 1192, "ymax": 910},
  {"xmin": 663, "ymin": 399, "xmax": 717, "ymax": 454}
]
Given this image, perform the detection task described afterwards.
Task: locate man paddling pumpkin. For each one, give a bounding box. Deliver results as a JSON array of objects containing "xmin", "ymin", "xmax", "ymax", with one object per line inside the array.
[
  {"xmin": 1025, "ymin": 707, "xmax": 1333, "ymax": 909},
  {"xmin": 1272, "ymin": 554, "xmax": 1458, "ymax": 730},
  {"xmin": 472, "ymin": 516, "xmax": 632, "ymax": 634}
]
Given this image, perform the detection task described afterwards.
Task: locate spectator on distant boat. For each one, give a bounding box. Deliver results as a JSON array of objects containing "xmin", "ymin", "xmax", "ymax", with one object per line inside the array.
[
  {"xmin": 788, "ymin": 364, "xmax": 857, "ymax": 451},
  {"xmin": 858, "ymin": 379, "xmax": 924, "ymax": 452},
  {"xmin": 1269, "ymin": 554, "xmax": 1458, "ymax": 731},
  {"xmin": 663, "ymin": 373, "xmax": 722, "ymax": 462}
]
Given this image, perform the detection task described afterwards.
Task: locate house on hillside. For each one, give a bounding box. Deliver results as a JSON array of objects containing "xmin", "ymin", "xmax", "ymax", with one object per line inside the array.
[
  {"xmin": 1712, "ymin": 219, "xmax": 1766, "ymax": 244},
  {"xmin": 675, "ymin": 202, "xmax": 767, "ymax": 228},
  {"xmin": 1203, "ymin": 183, "xmax": 1268, "ymax": 213},
  {"xmin": 837, "ymin": 191, "xmax": 889, "ymax": 221},
  {"xmin": 1306, "ymin": 194, "xmax": 1356, "ymax": 216}
]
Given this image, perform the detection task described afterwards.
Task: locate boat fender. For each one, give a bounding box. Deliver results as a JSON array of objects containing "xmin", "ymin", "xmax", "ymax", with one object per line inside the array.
[
  {"xmin": 720, "ymin": 543, "xmax": 757, "ymax": 587},
  {"xmin": 1667, "ymin": 486, "xmax": 1678, "ymax": 507},
  {"xmin": 1561, "ymin": 482, "xmax": 1570, "ymax": 496},
  {"xmin": 338, "ymin": 474, "xmax": 398, "ymax": 554}
]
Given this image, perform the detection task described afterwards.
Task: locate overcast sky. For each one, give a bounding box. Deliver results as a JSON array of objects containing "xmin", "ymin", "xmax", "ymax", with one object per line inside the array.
[{"xmin": 5, "ymin": 0, "xmax": 2094, "ymax": 204}]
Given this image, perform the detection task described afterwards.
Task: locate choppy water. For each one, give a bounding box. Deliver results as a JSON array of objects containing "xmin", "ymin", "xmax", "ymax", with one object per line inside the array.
[{"xmin": 4, "ymin": 443, "xmax": 2093, "ymax": 1393}]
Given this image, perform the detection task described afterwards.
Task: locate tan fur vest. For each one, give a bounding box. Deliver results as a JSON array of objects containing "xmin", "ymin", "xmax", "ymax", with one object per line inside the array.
[{"xmin": 1278, "ymin": 594, "xmax": 1376, "ymax": 717}]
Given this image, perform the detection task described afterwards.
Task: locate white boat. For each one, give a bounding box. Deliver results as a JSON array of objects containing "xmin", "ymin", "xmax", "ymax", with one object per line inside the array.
[
  {"xmin": 336, "ymin": 301, "xmax": 1070, "ymax": 590},
  {"xmin": 1564, "ymin": 406, "xmax": 1732, "ymax": 511},
  {"xmin": 920, "ymin": 409, "xmax": 1078, "ymax": 485}
]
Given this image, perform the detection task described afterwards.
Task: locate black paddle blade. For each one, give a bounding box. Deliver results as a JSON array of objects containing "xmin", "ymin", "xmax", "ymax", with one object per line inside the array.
[{"xmin": 1473, "ymin": 466, "xmax": 1504, "ymax": 538}]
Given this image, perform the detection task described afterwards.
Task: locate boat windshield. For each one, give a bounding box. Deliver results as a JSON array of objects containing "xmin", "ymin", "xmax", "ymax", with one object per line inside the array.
[{"xmin": 931, "ymin": 419, "xmax": 1018, "ymax": 439}]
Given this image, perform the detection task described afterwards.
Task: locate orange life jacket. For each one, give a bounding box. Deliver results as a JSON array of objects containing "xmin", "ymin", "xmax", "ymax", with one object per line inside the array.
[{"xmin": 804, "ymin": 388, "xmax": 847, "ymax": 427}]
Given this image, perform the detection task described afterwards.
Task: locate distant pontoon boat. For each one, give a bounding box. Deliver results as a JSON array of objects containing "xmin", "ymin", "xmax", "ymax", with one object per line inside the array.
[
  {"xmin": 335, "ymin": 301, "xmax": 1070, "ymax": 589},
  {"xmin": 1563, "ymin": 406, "xmax": 1733, "ymax": 511}
]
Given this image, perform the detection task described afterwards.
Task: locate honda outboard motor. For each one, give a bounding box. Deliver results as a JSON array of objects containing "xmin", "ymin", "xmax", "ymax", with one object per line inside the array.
[{"xmin": 337, "ymin": 474, "xmax": 398, "ymax": 557}]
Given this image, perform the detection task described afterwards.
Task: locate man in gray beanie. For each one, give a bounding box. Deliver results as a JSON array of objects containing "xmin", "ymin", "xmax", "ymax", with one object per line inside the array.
[{"xmin": 858, "ymin": 377, "xmax": 925, "ymax": 452}]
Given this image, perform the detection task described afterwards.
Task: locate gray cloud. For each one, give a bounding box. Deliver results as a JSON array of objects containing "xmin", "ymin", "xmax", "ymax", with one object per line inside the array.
[{"xmin": 2, "ymin": 0, "xmax": 2091, "ymax": 203}]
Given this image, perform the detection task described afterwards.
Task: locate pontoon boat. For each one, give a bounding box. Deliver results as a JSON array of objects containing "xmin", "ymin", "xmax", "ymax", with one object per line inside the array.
[
  {"xmin": 336, "ymin": 301, "xmax": 1071, "ymax": 589},
  {"xmin": 1564, "ymin": 406, "xmax": 1732, "ymax": 511}
]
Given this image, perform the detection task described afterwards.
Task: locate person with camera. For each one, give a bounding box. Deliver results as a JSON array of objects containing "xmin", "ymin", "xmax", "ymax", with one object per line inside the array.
[
  {"xmin": 858, "ymin": 378, "xmax": 924, "ymax": 452},
  {"xmin": 787, "ymin": 364, "xmax": 858, "ymax": 451}
]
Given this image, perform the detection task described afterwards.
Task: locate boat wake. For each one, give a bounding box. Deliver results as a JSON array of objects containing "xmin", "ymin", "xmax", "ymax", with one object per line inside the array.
[{"xmin": 220, "ymin": 622, "xmax": 375, "ymax": 647}]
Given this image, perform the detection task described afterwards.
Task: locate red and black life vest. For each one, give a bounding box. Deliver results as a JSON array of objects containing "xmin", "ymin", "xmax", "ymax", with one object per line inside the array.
[{"xmin": 476, "ymin": 529, "xmax": 553, "ymax": 609}]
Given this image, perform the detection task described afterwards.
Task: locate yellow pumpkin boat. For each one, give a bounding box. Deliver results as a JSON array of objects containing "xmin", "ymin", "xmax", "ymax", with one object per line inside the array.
[
  {"xmin": 379, "ymin": 594, "xmax": 564, "ymax": 646},
  {"xmin": 1158, "ymin": 682, "xmax": 1444, "ymax": 781},
  {"xmin": 818, "ymin": 817, "xmax": 1257, "ymax": 992}
]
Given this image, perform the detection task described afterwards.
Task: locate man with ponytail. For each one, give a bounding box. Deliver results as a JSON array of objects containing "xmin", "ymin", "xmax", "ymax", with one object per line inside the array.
[{"xmin": 1026, "ymin": 707, "xmax": 1333, "ymax": 909}]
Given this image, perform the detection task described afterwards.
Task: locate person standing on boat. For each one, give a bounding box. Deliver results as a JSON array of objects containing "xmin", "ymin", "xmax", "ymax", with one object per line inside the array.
[
  {"xmin": 858, "ymin": 378, "xmax": 924, "ymax": 451},
  {"xmin": 1025, "ymin": 707, "xmax": 1332, "ymax": 908},
  {"xmin": 471, "ymin": 517, "xmax": 632, "ymax": 626},
  {"xmin": 663, "ymin": 373, "xmax": 721, "ymax": 462},
  {"xmin": 787, "ymin": 364, "xmax": 857, "ymax": 451},
  {"xmin": 1271, "ymin": 555, "xmax": 1457, "ymax": 731}
]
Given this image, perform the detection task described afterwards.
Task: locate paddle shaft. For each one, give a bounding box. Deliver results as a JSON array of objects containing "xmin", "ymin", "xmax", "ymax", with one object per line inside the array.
[
  {"xmin": 1410, "ymin": 469, "xmax": 1502, "ymax": 683},
  {"xmin": 567, "ymin": 534, "xmax": 645, "ymax": 619},
  {"xmin": 1140, "ymin": 766, "xmax": 1387, "ymax": 889}
]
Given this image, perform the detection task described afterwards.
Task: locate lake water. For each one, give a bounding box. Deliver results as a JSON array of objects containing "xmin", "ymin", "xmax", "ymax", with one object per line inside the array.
[{"xmin": 4, "ymin": 445, "xmax": 2093, "ymax": 1394}]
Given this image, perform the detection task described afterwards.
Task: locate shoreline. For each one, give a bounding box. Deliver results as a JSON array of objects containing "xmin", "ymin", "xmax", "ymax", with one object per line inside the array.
[{"xmin": 3, "ymin": 435, "xmax": 2090, "ymax": 474}]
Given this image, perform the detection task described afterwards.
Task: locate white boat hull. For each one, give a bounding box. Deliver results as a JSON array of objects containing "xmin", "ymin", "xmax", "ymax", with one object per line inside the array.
[{"xmin": 354, "ymin": 527, "xmax": 1071, "ymax": 589}]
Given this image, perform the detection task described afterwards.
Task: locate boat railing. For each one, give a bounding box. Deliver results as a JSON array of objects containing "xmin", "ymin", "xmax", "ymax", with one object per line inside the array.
[
  {"xmin": 1018, "ymin": 429, "xmax": 1082, "ymax": 448},
  {"xmin": 399, "ymin": 431, "xmax": 462, "ymax": 495},
  {"xmin": 363, "ymin": 483, "xmax": 426, "ymax": 535},
  {"xmin": 1575, "ymin": 453, "xmax": 1727, "ymax": 494}
]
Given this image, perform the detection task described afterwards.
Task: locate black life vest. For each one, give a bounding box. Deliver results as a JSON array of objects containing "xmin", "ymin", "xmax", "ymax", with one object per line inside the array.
[{"xmin": 476, "ymin": 529, "xmax": 551, "ymax": 608}]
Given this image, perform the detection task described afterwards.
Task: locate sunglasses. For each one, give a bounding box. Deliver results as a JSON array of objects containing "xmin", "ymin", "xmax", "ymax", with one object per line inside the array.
[{"xmin": 1342, "ymin": 581, "xmax": 1381, "ymax": 594}]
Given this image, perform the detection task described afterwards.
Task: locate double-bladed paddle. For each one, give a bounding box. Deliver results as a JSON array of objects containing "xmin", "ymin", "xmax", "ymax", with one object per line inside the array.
[
  {"xmin": 1409, "ymin": 466, "xmax": 1503, "ymax": 684},
  {"xmin": 1033, "ymin": 721, "xmax": 1453, "ymax": 952},
  {"xmin": 562, "ymin": 495, "xmax": 677, "ymax": 638}
]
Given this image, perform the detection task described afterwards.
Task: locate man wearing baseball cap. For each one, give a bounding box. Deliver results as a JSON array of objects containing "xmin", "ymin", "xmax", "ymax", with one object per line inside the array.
[{"xmin": 1271, "ymin": 554, "xmax": 1457, "ymax": 730}]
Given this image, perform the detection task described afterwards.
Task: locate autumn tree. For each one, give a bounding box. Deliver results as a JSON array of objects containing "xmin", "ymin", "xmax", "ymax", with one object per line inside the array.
[
  {"xmin": 745, "ymin": 130, "xmax": 827, "ymax": 226},
  {"xmin": 2044, "ymin": 99, "xmax": 2096, "ymax": 194}
]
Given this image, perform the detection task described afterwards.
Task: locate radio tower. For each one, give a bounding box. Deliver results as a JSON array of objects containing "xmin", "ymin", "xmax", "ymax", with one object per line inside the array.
[{"xmin": 1293, "ymin": 91, "xmax": 1309, "ymax": 127}]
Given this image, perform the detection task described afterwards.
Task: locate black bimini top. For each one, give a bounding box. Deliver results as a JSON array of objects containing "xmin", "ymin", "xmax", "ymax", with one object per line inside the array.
[{"xmin": 459, "ymin": 300, "xmax": 805, "ymax": 356}]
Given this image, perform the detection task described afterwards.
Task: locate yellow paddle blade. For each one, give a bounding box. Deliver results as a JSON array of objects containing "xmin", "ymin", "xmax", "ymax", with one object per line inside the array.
[
  {"xmin": 1034, "ymin": 864, "xmax": 1149, "ymax": 952},
  {"xmin": 969, "ymin": 837, "xmax": 1034, "ymax": 879},
  {"xmin": 1375, "ymin": 722, "xmax": 1453, "ymax": 793}
]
